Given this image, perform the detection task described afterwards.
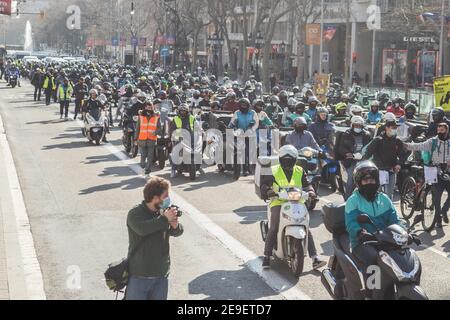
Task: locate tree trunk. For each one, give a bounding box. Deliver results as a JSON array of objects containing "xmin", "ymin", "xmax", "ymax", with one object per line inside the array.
[
  {"xmin": 192, "ymin": 33, "xmax": 199, "ymax": 74},
  {"xmin": 262, "ymin": 20, "xmax": 278, "ymax": 91},
  {"xmin": 344, "ymin": 0, "xmax": 351, "ymax": 88},
  {"xmin": 296, "ymin": 20, "xmax": 305, "ymax": 85}
]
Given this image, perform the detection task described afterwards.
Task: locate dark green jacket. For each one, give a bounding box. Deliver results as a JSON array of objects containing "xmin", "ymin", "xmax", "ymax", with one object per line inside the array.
[{"xmin": 127, "ymin": 202, "xmax": 183, "ymax": 278}]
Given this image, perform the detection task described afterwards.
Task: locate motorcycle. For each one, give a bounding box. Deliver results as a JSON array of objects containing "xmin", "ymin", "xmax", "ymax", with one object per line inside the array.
[
  {"xmin": 297, "ymin": 147, "xmax": 322, "ymax": 211},
  {"xmin": 260, "ymin": 187, "xmax": 312, "ymax": 277},
  {"xmin": 321, "ymin": 203, "xmax": 428, "ymax": 300},
  {"xmin": 154, "ymin": 119, "xmax": 170, "ymax": 170},
  {"xmin": 319, "ymin": 143, "xmax": 342, "ymax": 192},
  {"xmin": 172, "ymin": 131, "xmax": 203, "ymax": 180},
  {"xmin": 9, "ymin": 73, "xmax": 18, "ymax": 88},
  {"xmin": 217, "ymin": 128, "xmax": 248, "ymax": 180},
  {"xmin": 122, "ymin": 113, "xmax": 139, "ymax": 158},
  {"xmin": 83, "ymin": 109, "xmax": 107, "ymax": 145}
]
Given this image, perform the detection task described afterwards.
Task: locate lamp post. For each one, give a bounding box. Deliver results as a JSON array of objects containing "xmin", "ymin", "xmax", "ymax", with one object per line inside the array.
[
  {"xmin": 70, "ymin": 23, "xmax": 75, "ymax": 55},
  {"xmin": 255, "ymin": 31, "xmax": 264, "ymax": 82},
  {"xmin": 130, "ymin": 1, "xmax": 136, "ymax": 65},
  {"xmin": 208, "ymin": 32, "xmax": 224, "ymax": 77},
  {"xmin": 281, "ymin": 41, "xmax": 286, "ymax": 81}
]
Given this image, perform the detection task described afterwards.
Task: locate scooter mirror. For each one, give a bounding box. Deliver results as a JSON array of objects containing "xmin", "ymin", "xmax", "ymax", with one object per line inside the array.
[{"xmin": 357, "ymin": 214, "xmax": 372, "ymax": 225}]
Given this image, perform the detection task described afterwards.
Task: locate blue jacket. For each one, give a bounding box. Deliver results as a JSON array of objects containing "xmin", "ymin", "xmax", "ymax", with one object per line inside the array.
[
  {"xmin": 230, "ymin": 110, "xmax": 257, "ymax": 131},
  {"xmin": 306, "ymin": 108, "xmax": 317, "ymax": 121},
  {"xmin": 345, "ymin": 191, "xmax": 403, "ymax": 249},
  {"xmin": 367, "ymin": 111, "xmax": 383, "ymax": 124}
]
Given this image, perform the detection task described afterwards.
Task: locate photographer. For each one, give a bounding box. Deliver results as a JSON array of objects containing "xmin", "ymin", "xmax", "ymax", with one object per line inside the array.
[{"xmin": 126, "ymin": 177, "xmax": 183, "ymax": 300}]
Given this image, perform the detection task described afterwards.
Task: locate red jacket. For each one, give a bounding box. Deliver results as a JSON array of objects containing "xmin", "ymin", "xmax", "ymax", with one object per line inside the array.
[
  {"xmin": 223, "ymin": 101, "xmax": 240, "ymax": 113},
  {"xmin": 386, "ymin": 106, "xmax": 405, "ymax": 118}
]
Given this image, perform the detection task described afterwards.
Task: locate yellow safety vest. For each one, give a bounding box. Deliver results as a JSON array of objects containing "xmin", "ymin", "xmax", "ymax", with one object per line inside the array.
[
  {"xmin": 270, "ymin": 165, "xmax": 304, "ymax": 208},
  {"xmin": 174, "ymin": 116, "xmax": 195, "ymax": 131}
]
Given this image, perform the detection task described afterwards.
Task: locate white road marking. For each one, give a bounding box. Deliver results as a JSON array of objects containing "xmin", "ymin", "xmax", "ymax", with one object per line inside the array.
[
  {"xmin": 0, "ymin": 114, "xmax": 46, "ymax": 300},
  {"xmin": 420, "ymin": 244, "xmax": 450, "ymax": 259}
]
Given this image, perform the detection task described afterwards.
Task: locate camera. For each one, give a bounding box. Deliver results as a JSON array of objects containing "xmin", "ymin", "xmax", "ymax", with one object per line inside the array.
[{"xmin": 170, "ymin": 205, "xmax": 183, "ymax": 217}]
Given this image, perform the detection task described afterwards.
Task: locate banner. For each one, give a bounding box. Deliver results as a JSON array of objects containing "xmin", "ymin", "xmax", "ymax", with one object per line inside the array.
[
  {"xmin": 323, "ymin": 25, "xmax": 337, "ymax": 41},
  {"xmin": 139, "ymin": 37, "xmax": 147, "ymax": 47},
  {"xmin": 314, "ymin": 74, "xmax": 331, "ymax": 104},
  {"xmin": 306, "ymin": 24, "xmax": 321, "ymax": 45},
  {"xmin": 434, "ymin": 76, "xmax": 450, "ymax": 113},
  {"xmin": 0, "ymin": 0, "xmax": 12, "ymax": 16}
]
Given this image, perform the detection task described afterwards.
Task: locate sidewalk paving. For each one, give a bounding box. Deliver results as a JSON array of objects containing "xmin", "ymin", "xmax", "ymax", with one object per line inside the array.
[{"xmin": 0, "ymin": 204, "xmax": 9, "ymax": 300}]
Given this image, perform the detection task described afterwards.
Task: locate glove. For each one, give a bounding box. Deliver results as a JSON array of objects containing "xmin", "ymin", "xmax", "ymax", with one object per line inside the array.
[
  {"xmin": 266, "ymin": 189, "xmax": 277, "ymax": 198},
  {"xmin": 408, "ymin": 234, "xmax": 421, "ymax": 246},
  {"xmin": 318, "ymin": 152, "xmax": 327, "ymax": 160},
  {"xmin": 358, "ymin": 229, "xmax": 377, "ymax": 243}
]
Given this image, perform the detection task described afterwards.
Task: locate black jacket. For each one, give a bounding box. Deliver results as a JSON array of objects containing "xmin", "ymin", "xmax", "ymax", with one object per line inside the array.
[
  {"xmin": 73, "ymin": 83, "xmax": 88, "ymax": 101},
  {"xmin": 336, "ymin": 129, "xmax": 372, "ymax": 167},
  {"xmin": 363, "ymin": 133, "xmax": 409, "ymax": 170}
]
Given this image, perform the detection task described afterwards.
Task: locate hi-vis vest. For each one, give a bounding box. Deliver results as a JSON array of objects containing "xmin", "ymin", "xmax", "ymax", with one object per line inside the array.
[
  {"xmin": 43, "ymin": 76, "xmax": 56, "ymax": 90},
  {"xmin": 270, "ymin": 165, "xmax": 304, "ymax": 208},
  {"xmin": 174, "ymin": 115, "xmax": 195, "ymax": 131},
  {"xmin": 138, "ymin": 115, "xmax": 159, "ymax": 141}
]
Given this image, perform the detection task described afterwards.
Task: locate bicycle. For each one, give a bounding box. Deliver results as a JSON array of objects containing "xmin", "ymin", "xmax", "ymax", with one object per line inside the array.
[{"xmin": 400, "ymin": 164, "xmax": 438, "ymax": 232}]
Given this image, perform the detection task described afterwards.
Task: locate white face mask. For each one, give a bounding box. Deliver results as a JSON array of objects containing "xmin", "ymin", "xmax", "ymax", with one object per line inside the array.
[
  {"xmin": 387, "ymin": 129, "xmax": 398, "ymax": 137},
  {"xmin": 353, "ymin": 128, "xmax": 362, "ymax": 134}
]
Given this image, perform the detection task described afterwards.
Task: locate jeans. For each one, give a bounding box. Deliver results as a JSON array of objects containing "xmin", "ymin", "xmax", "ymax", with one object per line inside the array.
[
  {"xmin": 45, "ymin": 91, "xmax": 52, "ymax": 105},
  {"xmin": 125, "ymin": 276, "xmax": 168, "ymax": 300},
  {"xmin": 74, "ymin": 99, "xmax": 83, "ymax": 119},
  {"xmin": 380, "ymin": 171, "xmax": 397, "ymax": 201},
  {"xmin": 341, "ymin": 162, "xmax": 357, "ymax": 201},
  {"xmin": 34, "ymin": 86, "xmax": 42, "ymax": 101},
  {"xmin": 60, "ymin": 101, "xmax": 70, "ymax": 118},
  {"xmin": 264, "ymin": 206, "xmax": 318, "ymax": 258},
  {"xmin": 432, "ymin": 177, "xmax": 450, "ymax": 223},
  {"xmin": 139, "ymin": 140, "xmax": 156, "ymax": 174}
]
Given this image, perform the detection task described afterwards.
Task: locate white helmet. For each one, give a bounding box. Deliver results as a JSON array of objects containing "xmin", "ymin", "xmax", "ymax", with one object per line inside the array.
[
  {"xmin": 137, "ymin": 91, "xmax": 147, "ymax": 99},
  {"xmin": 351, "ymin": 116, "xmax": 365, "ymax": 126},
  {"xmin": 89, "ymin": 89, "xmax": 98, "ymax": 96},
  {"xmin": 279, "ymin": 145, "xmax": 298, "ymax": 159},
  {"xmin": 288, "ymin": 97, "xmax": 298, "ymax": 106},
  {"xmin": 384, "ymin": 112, "xmax": 396, "ymax": 122},
  {"xmin": 350, "ymin": 105, "xmax": 363, "ymax": 116}
]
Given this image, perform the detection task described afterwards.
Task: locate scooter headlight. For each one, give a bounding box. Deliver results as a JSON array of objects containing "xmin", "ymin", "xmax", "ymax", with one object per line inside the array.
[
  {"xmin": 379, "ymin": 250, "xmax": 420, "ymax": 282},
  {"xmin": 392, "ymin": 231, "xmax": 408, "ymax": 246}
]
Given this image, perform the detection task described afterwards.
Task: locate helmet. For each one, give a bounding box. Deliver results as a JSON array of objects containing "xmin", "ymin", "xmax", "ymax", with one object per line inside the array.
[
  {"xmin": 288, "ymin": 97, "xmax": 297, "ymax": 106},
  {"xmin": 89, "ymin": 89, "xmax": 98, "ymax": 96},
  {"xmin": 384, "ymin": 112, "xmax": 396, "ymax": 123},
  {"xmin": 317, "ymin": 107, "xmax": 329, "ymax": 116},
  {"xmin": 279, "ymin": 145, "xmax": 298, "ymax": 159},
  {"xmin": 140, "ymin": 76, "xmax": 147, "ymax": 81},
  {"xmin": 158, "ymin": 90, "xmax": 167, "ymax": 99},
  {"xmin": 279, "ymin": 90, "xmax": 288, "ymax": 99},
  {"xmin": 351, "ymin": 116, "xmax": 365, "ymax": 126},
  {"xmin": 226, "ymin": 92, "xmax": 236, "ymax": 100},
  {"xmin": 271, "ymin": 95, "xmax": 280, "ymax": 104},
  {"xmin": 239, "ymin": 98, "xmax": 251, "ymax": 107},
  {"xmin": 350, "ymin": 105, "xmax": 363, "ymax": 116},
  {"xmin": 371, "ymin": 100, "xmax": 380, "ymax": 108},
  {"xmin": 292, "ymin": 86, "xmax": 300, "ymax": 93},
  {"xmin": 170, "ymin": 86, "xmax": 179, "ymax": 95},
  {"xmin": 335, "ymin": 102, "xmax": 347, "ymax": 112},
  {"xmin": 353, "ymin": 161, "xmax": 380, "ymax": 189},
  {"xmin": 272, "ymin": 86, "xmax": 280, "ymax": 94},
  {"xmin": 253, "ymin": 99, "xmax": 265, "ymax": 108},
  {"xmin": 308, "ymin": 96, "xmax": 319, "ymax": 104},
  {"xmin": 293, "ymin": 117, "xmax": 308, "ymax": 126},
  {"xmin": 405, "ymin": 103, "xmax": 417, "ymax": 112},
  {"xmin": 341, "ymin": 94, "xmax": 349, "ymax": 100},
  {"xmin": 432, "ymin": 107, "xmax": 445, "ymax": 122},
  {"xmin": 210, "ymin": 75, "xmax": 216, "ymax": 82},
  {"xmin": 178, "ymin": 104, "xmax": 189, "ymax": 112}
]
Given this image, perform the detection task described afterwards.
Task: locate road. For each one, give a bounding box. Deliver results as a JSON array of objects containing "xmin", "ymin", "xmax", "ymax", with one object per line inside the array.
[{"xmin": 0, "ymin": 80, "xmax": 449, "ymax": 300}]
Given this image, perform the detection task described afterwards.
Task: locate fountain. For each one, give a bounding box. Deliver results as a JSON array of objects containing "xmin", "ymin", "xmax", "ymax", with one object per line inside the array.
[{"xmin": 24, "ymin": 20, "xmax": 33, "ymax": 52}]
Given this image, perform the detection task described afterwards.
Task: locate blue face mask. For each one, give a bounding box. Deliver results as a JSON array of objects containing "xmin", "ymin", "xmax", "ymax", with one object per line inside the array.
[{"xmin": 161, "ymin": 197, "xmax": 171, "ymax": 210}]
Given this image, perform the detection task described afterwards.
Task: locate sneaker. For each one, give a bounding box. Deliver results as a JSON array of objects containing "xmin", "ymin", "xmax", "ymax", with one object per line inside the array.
[
  {"xmin": 102, "ymin": 137, "xmax": 108, "ymax": 143},
  {"xmin": 262, "ymin": 256, "xmax": 271, "ymax": 269},
  {"xmin": 312, "ymin": 257, "xmax": 327, "ymax": 270},
  {"xmin": 170, "ymin": 169, "xmax": 177, "ymax": 178},
  {"xmin": 60, "ymin": 115, "xmax": 63, "ymax": 119},
  {"xmin": 443, "ymin": 214, "xmax": 449, "ymax": 224},
  {"xmin": 436, "ymin": 221, "xmax": 443, "ymax": 229}
]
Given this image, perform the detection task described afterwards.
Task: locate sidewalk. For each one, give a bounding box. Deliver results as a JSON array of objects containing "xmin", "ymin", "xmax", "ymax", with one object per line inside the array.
[{"xmin": 0, "ymin": 204, "xmax": 9, "ymax": 300}]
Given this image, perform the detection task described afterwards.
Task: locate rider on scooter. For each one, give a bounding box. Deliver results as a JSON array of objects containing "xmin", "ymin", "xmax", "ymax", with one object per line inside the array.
[
  {"xmin": 346, "ymin": 161, "xmax": 405, "ymax": 298},
  {"xmin": 309, "ymin": 107, "xmax": 335, "ymax": 152},
  {"xmin": 260, "ymin": 145, "xmax": 326, "ymax": 270}
]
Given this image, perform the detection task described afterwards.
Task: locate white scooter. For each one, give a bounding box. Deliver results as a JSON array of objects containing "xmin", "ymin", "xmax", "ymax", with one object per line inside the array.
[
  {"xmin": 83, "ymin": 109, "xmax": 107, "ymax": 145},
  {"xmin": 260, "ymin": 187, "xmax": 312, "ymax": 277}
]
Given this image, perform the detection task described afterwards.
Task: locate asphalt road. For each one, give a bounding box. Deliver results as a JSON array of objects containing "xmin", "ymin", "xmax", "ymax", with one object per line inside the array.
[{"xmin": 0, "ymin": 80, "xmax": 449, "ymax": 300}]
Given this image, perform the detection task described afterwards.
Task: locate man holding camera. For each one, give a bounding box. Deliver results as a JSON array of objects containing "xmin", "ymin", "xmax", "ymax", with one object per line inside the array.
[{"xmin": 126, "ymin": 177, "xmax": 184, "ymax": 300}]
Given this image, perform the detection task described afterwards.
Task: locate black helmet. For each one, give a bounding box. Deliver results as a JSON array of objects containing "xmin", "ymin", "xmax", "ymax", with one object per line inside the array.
[
  {"xmin": 239, "ymin": 98, "xmax": 251, "ymax": 107},
  {"xmin": 353, "ymin": 161, "xmax": 380, "ymax": 189},
  {"xmin": 272, "ymin": 86, "xmax": 280, "ymax": 94},
  {"xmin": 432, "ymin": 107, "xmax": 445, "ymax": 123},
  {"xmin": 405, "ymin": 103, "xmax": 417, "ymax": 112},
  {"xmin": 279, "ymin": 90, "xmax": 288, "ymax": 99}
]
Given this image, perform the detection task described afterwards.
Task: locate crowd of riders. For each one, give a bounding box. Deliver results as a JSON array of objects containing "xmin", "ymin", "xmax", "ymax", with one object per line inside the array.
[{"xmin": 13, "ymin": 59, "xmax": 449, "ymax": 297}]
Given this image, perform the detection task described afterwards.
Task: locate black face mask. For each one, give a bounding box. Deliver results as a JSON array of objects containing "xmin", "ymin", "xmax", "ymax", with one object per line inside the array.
[
  {"xmin": 180, "ymin": 112, "xmax": 189, "ymax": 118},
  {"xmin": 240, "ymin": 108, "xmax": 249, "ymax": 114},
  {"xmin": 295, "ymin": 126, "xmax": 306, "ymax": 133},
  {"xmin": 280, "ymin": 157, "xmax": 297, "ymax": 170},
  {"xmin": 438, "ymin": 133, "xmax": 449, "ymax": 141},
  {"xmin": 359, "ymin": 184, "xmax": 379, "ymax": 202}
]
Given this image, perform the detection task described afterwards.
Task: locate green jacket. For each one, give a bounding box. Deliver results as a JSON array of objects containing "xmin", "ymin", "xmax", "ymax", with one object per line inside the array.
[{"xmin": 127, "ymin": 202, "xmax": 183, "ymax": 278}]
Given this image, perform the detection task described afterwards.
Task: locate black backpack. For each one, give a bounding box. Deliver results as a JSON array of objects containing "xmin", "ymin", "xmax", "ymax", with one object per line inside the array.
[{"xmin": 333, "ymin": 131, "xmax": 345, "ymax": 161}]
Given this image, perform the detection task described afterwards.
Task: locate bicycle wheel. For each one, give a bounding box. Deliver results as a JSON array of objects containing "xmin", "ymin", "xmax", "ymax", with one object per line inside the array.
[
  {"xmin": 422, "ymin": 186, "xmax": 437, "ymax": 232},
  {"xmin": 400, "ymin": 177, "xmax": 416, "ymax": 220}
]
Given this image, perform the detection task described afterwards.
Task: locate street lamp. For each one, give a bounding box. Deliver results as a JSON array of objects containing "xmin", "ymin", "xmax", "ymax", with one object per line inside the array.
[
  {"xmin": 130, "ymin": 1, "xmax": 136, "ymax": 65},
  {"xmin": 254, "ymin": 31, "xmax": 264, "ymax": 81}
]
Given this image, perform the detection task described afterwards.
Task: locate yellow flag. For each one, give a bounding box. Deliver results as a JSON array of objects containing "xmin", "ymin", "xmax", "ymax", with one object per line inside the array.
[{"xmin": 434, "ymin": 76, "xmax": 450, "ymax": 112}]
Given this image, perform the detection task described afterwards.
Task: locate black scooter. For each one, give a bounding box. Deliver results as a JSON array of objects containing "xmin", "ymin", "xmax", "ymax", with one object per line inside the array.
[{"xmin": 321, "ymin": 203, "xmax": 428, "ymax": 300}]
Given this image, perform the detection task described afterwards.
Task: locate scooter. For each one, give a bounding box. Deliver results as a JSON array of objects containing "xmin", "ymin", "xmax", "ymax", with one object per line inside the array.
[
  {"xmin": 121, "ymin": 113, "xmax": 139, "ymax": 158},
  {"xmin": 217, "ymin": 128, "xmax": 248, "ymax": 180},
  {"xmin": 321, "ymin": 204, "xmax": 428, "ymax": 300},
  {"xmin": 9, "ymin": 73, "xmax": 18, "ymax": 88},
  {"xmin": 319, "ymin": 144, "xmax": 342, "ymax": 192},
  {"xmin": 172, "ymin": 132, "xmax": 203, "ymax": 180},
  {"xmin": 260, "ymin": 187, "xmax": 312, "ymax": 278},
  {"xmin": 153, "ymin": 119, "xmax": 170, "ymax": 170},
  {"xmin": 298, "ymin": 147, "xmax": 322, "ymax": 211},
  {"xmin": 83, "ymin": 109, "xmax": 107, "ymax": 146}
]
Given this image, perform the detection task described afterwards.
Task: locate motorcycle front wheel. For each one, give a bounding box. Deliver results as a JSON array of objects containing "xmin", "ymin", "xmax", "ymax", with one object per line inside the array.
[{"xmin": 290, "ymin": 238, "xmax": 305, "ymax": 278}]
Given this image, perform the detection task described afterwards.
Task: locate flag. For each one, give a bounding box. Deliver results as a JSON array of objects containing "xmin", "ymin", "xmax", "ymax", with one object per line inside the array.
[{"xmin": 323, "ymin": 25, "xmax": 337, "ymax": 41}]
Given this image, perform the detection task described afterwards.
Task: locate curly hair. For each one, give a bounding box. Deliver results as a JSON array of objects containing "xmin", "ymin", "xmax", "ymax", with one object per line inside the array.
[{"xmin": 143, "ymin": 177, "xmax": 171, "ymax": 203}]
